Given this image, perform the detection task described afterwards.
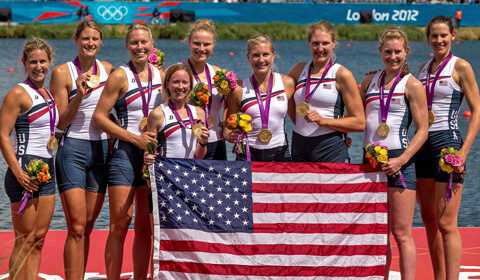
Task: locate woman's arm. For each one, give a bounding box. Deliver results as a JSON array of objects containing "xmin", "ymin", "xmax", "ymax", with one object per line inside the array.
[
  {"xmin": 93, "ymin": 68, "xmax": 156, "ymax": 150},
  {"xmin": 144, "ymin": 106, "xmax": 164, "ymax": 165},
  {"xmin": 223, "ymin": 80, "xmax": 243, "ymax": 143},
  {"xmin": 194, "ymin": 106, "xmax": 209, "ymax": 159},
  {"xmin": 286, "ymin": 62, "xmax": 305, "ymax": 125},
  {"xmin": 0, "ymin": 87, "xmax": 39, "ymax": 192}
]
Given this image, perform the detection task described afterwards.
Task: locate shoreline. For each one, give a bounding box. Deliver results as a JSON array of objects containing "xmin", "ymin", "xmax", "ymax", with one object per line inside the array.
[{"xmin": 1, "ymin": 22, "xmax": 479, "ymax": 40}]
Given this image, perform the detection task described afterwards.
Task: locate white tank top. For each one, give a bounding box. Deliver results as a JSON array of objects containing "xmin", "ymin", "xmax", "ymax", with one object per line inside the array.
[
  {"xmin": 14, "ymin": 83, "xmax": 59, "ymax": 159},
  {"xmin": 293, "ymin": 61, "xmax": 343, "ymax": 137},
  {"xmin": 158, "ymin": 103, "xmax": 199, "ymax": 159},
  {"xmin": 364, "ymin": 72, "xmax": 412, "ymax": 150},
  {"xmin": 240, "ymin": 73, "xmax": 288, "ymax": 149},
  {"xmin": 418, "ymin": 56, "xmax": 463, "ymax": 132},
  {"xmin": 191, "ymin": 63, "xmax": 223, "ymax": 142},
  {"xmin": 115, "ymin": 64, "xmax": 163, "ymax": 135},
  {"xmin": 65, "ymin": 59, "xmax": 108, "ymax": 140}
]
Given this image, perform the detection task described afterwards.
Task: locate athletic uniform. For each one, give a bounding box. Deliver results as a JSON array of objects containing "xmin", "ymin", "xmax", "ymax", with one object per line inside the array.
[
  {"xmin": 292, "ymin": 61, "xmax": 349, "ymax": 163},
  {"xmin": 239, "ymin": 73, "xmax": 291, "ymax": 162},
  {"xmin": 56, "ymin": 60, "xmax": 109, "ymax": 194},
  {"xmin": 192, "ymin": 63, "xmax": 226, "ymax": 160},
  {"xmin": 5, "ymin": 83, "xmax": 58, "ymax": 203},
  {"xmin": 417, "ymin": 56, "xmax": 464, "ymax": 183},
  {"xmin": 157, "ymin": 103, "xmax": 199, "ymax": 159},
  {"xmin": 108, "ymin": 64, "xmax": 163, "ymax": 187},
  {"xmin": 363, "ymin": 71, "xmax": 416, "ymax": 190}
]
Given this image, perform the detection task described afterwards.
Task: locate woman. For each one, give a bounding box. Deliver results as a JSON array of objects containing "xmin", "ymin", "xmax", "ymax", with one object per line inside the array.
[
  {"xmin": 224, "ymin": 34, "xmax": 295, "ymax": 162},
  {"xmin": 49, "ymin": 19, "xmax": 113, "ymax": 280},
  {"xmin": 288, "ymin": 21, "xmax": 365, "ymax": 163},
  {"xmin": 182, "ymin": 19, "xmax": 226, "ymax": 160},
  {"xmin": 416, "ymin": 15, "xmax": 480, "ymax": 280},
  {"xmin": 145, "ymin": 64, "xmax": 210, "ymax": 161},
  {"xmin": 93, "ymin": 23, "xmax": 164, "ymax": 280},
  {"xmin": 0, "ymin": 38, "xmax": 57, "ymax": 280},
  {"xmin": 360, "ymin": 28, "xmax": 428, "ymax": 279}
]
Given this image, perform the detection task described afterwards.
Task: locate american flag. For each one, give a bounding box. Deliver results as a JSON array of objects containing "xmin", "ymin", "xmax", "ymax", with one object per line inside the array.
[{"xmin": 150, "ymin": 158, "xmax": 388, "ymax": 279}]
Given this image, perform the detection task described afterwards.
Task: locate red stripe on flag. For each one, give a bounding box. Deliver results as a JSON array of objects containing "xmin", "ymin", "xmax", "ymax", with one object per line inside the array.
[
  {"xmin": 160, "ymin": 261, "xmax": 385, "ymax": 277},
  {"xmin": 252, "ymin": 161, "xmax": 381, "ymax": 174},
  {"xmin": 253, "ymin": 202, "xmax": 388, "ymax": 213},
  {"xmin": 253, "ymin": 223, "xmax": 388, "ymax": 234},
  {"xmin": 161, "ymin": 240, "xmax": 387, "ymax": 256},
  {"xmin": 253, "ymin": 182, "xmax": 385, "ymax": 193}
]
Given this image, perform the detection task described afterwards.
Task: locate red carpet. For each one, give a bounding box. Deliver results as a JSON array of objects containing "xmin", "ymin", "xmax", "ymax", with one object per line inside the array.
[{"xmin": 1, "ymin": 228, "xmax": 480, "ymax": 279}]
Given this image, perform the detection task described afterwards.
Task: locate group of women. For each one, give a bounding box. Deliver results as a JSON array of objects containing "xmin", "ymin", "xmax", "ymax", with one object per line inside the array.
[{"xmin": 0, "ymin": 15, "xmax": 478, "ymax": 280}]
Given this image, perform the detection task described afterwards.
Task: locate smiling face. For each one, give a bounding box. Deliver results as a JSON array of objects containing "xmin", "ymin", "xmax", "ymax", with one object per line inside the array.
[
  {"xmin": 428, "ymin": 23, "xmax": 455, "ymax": 57},
  {"xmin": 166, "ymin": 69, "xmax": 192, "ymax": 102},
  {"xmin": 75, "ymin": 27, "xmax": 102, "ymax": 58},
  {"xmin": 23, "ymin": 49, "xmax": 50, "ymax": 84},
  {"xmin": 379, "ymin": 38, "xmax": 409, "ymax": 73},
  {"xmin": 247, "ymin": 42, "xmax": 275, "ymax": 76},
  {"xmin": 126, "ymin": 29, "xmax": 153, "ymax": 64},
  {"xmin": 308, "ymin": 29, "xmax": 336, "ymax": 64},
  {"xmin": 189, "ymin": 29, "xmax": 215, "ymax": 63}
]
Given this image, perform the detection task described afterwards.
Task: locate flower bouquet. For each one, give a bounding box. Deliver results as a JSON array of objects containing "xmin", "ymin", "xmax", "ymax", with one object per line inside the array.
[
  {"xmin": 17, "ymin": 159, "xmax": 51, "ymax": 216},
  {"xmin": 213, "ymin": 69, "xmax": 238, "ymax": 96},
  {"xmin": 142, "ymin": 141, "xmax": 159, "ymax": 181},
  {"xmin": 439, "ymin": 147, "xmax": 466, "ymax": 202},
  {"xmin": 226, "ymin": 112, "xmax": 252, "ymax": 155},
  {"xmin": 190, "ymin": 83, "xmax": 210, "ymax": 106},
  {"xmin": 364, "ymin": 142, "xmax": 388, "ymax": 169},
  {"xmin": 148, "ymin": 48, "xmax": 165, "ymax": 69}
]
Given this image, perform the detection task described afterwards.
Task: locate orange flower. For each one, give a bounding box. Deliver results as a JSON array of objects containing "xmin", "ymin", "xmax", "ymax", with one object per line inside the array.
[
  {"xmin": 142, "ymin": 165, "xmax": 147, "ymax": 174},
  {"xmin": 226, "ymin": 114, "xmax": 237, "ymax": 128},
  {"xmin": 202, "ymin": 84, "xmax": 209, "ymax": 92},
  {"xmin": 365, "ymin": 152, "xmax": 372, "ymax": 159},
  {"xmin": 441, "ymin": 148, "xmax": 446, "ymax": 154},
  {"xmin": 369, "ymin": 157, "xmax": 378, "ymax": 168},
  {"xmin": 201, "ymin": 94, "xmax": 209, "ymax": 104},
  {"xmin": 42, "ymin": 174, "xmax": 49, "ymax": 183},
  {"xmin": 213, "ymin": 75, "xmax": 220, "ymax": 83},
  {"xmin": 37, "ymin": 172, "xmax": 45, "ymax": 182},
  {"xmin": 41, "ymin": 165, "xmax": 48, "ymax": 173}
]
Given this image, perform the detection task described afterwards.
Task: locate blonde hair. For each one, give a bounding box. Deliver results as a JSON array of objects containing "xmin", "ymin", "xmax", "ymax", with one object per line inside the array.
[
  {"xmin": 125, "ymin": 23, "xmax": 153, "ymax": 44},
  {"xmin": 185, "ymin": 19, "xmax": 216, "ymax": 42},
  {"xmin": 246, "ymin": 34, "xmax": 275, "ymax": 55},
  {"xmin": 22, "ymin": 37, "xmax": 55, "ymax": 64},
  {"xmin": 163, "ymin": 64, "xmax": 194, "ymax": 103},
  {"xmin": 307, "ymin": 21, "xmax": 337, "ymax": 43},
  {"xmin": 378, "ymin": 28, "xmax": 410, "ymax": 76},
  {"xmin": 74, "ymin": 19, "xmax": 103, "ymax": 40}
]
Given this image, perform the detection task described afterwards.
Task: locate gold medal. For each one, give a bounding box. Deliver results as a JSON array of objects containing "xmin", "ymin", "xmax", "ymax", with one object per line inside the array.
[
  {"xmin": 208, "ymin": 116, "xmax": 215, "ymax": 128},
  {"xmin": 296, "ymin": 102, "xmax": 309, "ymax": 117},
  {"xmin": 192, "ymin": 123, "xmax": 204, "ymax": 139},
  {"xmin": 376, "ymin": 122, "xmax": 389, "ymax": 137},
  {"xmin": 47, "ymin": 136, "xmax": 58, "ymax": 151},
  {"xmin": 428, "ymin": 110, "xmax": 435, "ymax": 126},
  {"xmin": 139, "ymin": 117, "xmax": 148, "ymax": 132},
  {"xmin": 258, "ymin": 128, "xmax": 272, "ymax": 143},
  {"xmin": 86, "ymin": 75, "xmax": 100, "ymax": 88}
]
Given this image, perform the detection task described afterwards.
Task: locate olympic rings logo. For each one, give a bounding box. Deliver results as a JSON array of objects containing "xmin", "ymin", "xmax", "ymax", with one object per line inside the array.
[{"xmin": 97, "ymin": 6, "xmax": 128, "ymax": 21}]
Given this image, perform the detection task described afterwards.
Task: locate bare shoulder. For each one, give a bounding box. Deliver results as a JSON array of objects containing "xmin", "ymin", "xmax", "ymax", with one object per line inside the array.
[
  {"xmin": 336, "ymin": 65, "xmax": 354, "ymax": 81},
  {"xmin": 51, "ymin": 63, "xmax": 70, "ymax": 79},
  {"xmin": 280, "ymin": 73, "xmax": 295, "ymax": 87},
  {"xmin": 454, "ymin": 57, "xmax": 473, "ymax": 73},
  {"xmin": 100, "ymin": 60, "xmax": 114, "ymax": 74},
  {"xmin": 211, "ymin": 64, "xmax": 222, "ymax": 72},
  {"xmin": 288, "ymin": 62, "xmax": 307, "ymax": 79},
  {"xmin": 4, "ymin": 85, "xmax": 29, "ymax": 106}
]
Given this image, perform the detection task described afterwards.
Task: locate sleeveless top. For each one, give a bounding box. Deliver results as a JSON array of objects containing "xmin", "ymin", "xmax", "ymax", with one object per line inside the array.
[
  {"xmin": 364, "ymin": 72, "xmax": 412, "ymax": 150},
  {"xmin": 65, "ymin": 59, "xmax": 108, "ymax": 140},
  {"xmin": 191, "ymin": 63, "xmax": 223, "ymax": 143},
  {"xmin": 418, "ymin": 56, "xmax": 463, "ymax": 133},
  {"xmin": 14, "ymin": 83, "xmax": 59, "ymax": 159},
  {"xmin": 114, "ymin": 64, "xmax": 163, "ymax": 136},
  {"xmin": 293, "ymin": 61, "xmax": 344, "ymax": 137},
  {"xmin": 158, "ymin": 103, "xmax": 199, "ymax": 159},
  {"xmin": 240, "ymin": 73, "xmax": 288, "ymax": 149}
]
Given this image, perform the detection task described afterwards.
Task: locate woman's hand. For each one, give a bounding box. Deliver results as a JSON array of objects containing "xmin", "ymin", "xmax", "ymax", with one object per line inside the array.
[
  {"xmin": 135, "ymin": 132, "xmax": 157, "ymax": 151},
  {"xmin": 144, "ymin": 151, "xmax": 157, "ymax": 166},
  {"xmin": 75, "ymin": 73, "xmax": 91, "ymax": 96},
  {"xmin": 225, "ymin": 128, "xmax": 240, "ymax": 143},
  {"xmin": 14, "ymin": 168, "xmax": 39, "ymax": 193},
  {"xmin": 304, "ymin": 110, "xmax": 325, "ymax": 126},
  {"xmin": 382, "ymin": 157, "xmax": 405, "ymax": 176},
  {"xmin": 198, "ymin": 126, "xmax": 210, "ymax": 145}
]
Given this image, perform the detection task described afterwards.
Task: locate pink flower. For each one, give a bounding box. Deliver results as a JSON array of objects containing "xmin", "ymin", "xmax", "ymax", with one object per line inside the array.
[
  {"xmin": 225, "ymin": 71, "xmax": 237, "ymax": 82},
  {"xmin": 150, "ymin": 48, "xmax": 158, "ymax": 54},
  {"xmin": 381, "ymin": 145, "xmax": 388, "ymax": 150},
  {"xmin": 372, "ymin": 142, "xmax": 380, "ymax": 147},
  {"xmin": 452, "ymin": 155, "xmax": 462, "ymax": 166},
  {"xmin": 148, "ymin": 53, "xmax": 158, "ymax": 64},
  {"xmin": 444, "ymin": 154, "xmax": 454, "ymax": 165},
  {"xmin": 229, "ymin": 80, "xmax": 237, "ymax": 89}
]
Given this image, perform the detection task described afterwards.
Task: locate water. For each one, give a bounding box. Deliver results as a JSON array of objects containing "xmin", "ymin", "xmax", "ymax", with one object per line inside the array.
[{"xmin": 0, "ymin": 38, "xmax": 479, "ymax": 230}]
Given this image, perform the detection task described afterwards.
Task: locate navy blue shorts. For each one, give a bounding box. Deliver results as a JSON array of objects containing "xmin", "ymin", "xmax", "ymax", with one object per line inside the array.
[
  {"xmin": 5, "ymin": 155, "xmax": 56, "ymax": 203},
  {"xmin": 204, "ymin": 140, "xmax": 227, "ymax": 160},
  {"xmin": 238, "ymin": 145, "xmax": 292, "ymax": 162},
  {"xmin": 108, "ymin": 139, "xmax": 146, "ymax": 187},
  {"xmin": 292, "ymin": 131, "xmax": 350, "ymax": 163},
  {"xmin": 363, "ymin": 149, "xmax": 417, "ymax": 190},
  {"xmin": 415, "ymin": 130, "xmax": 465, "ymax": 184},
  {"xmin": 56, "ymin": 137, "xmax": 108, "ymax": 194}
]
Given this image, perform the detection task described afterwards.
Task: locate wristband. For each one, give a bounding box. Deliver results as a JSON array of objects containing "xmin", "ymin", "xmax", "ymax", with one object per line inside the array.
[{"xmin": 199, "ymin": 141, "xmax": 207, "ymax": 147}]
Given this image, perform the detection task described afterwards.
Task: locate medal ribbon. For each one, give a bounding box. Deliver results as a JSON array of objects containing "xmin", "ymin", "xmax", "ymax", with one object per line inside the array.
[
  {"xmin": 188, "ymin": 59, "xmax": 213, "ymax": 128},
  {"xmin": 73, "ymin": 57, "xmax": 98, "ymax": 77},
  {"xmin": 128, "ymin": 61, "xmax": 152, "ymax": 118},
  {"xmin": 251, "ymin": 73, "xmax": 274, "ymax": 130},
  {"xmin": 379, "ymin": 69, "xmax": 403, "ymax": 123},
  {"xmin": 426, "ymin": 52, "xmax": 452, "ymax": 111},
  {"xmin": 304, "ymin": 60, "xmax": 333, "ymax": 103},
  {"xmin": 26, "ymin": 78, "xmax": 56, "ymax": 138},
  {"xmin": 168, "ymin": 100, "xmax": 196, "ymax": 129}
]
